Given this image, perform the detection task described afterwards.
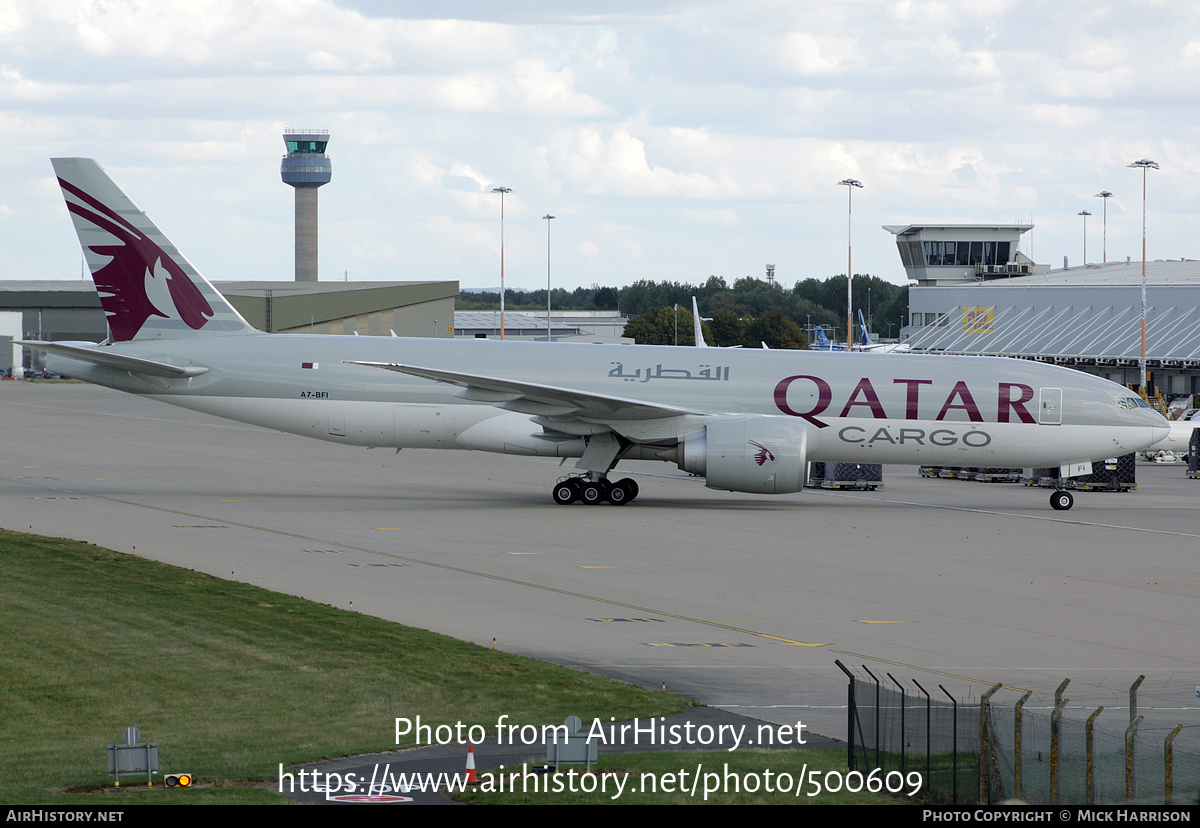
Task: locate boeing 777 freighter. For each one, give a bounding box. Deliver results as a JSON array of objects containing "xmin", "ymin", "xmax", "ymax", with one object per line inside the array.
[{"xmin": 22, "ymin": 159, "xmax": 1169, "ymax": 511}]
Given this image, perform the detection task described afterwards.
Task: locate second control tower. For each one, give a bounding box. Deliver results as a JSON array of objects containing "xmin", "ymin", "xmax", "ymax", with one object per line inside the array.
[{"xmin": 281, "ymin": 129, "xmax": 332, "ymax": 282}]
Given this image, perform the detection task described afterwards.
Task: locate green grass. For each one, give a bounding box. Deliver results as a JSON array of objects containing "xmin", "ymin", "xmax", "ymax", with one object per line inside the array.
[
  {"xmin": 0, "ymin": 528, "xmax": 684, "ymax": 804},
  {"xmin": 456, "ymin": 749, "xmax": 913, "ymax": 805}
]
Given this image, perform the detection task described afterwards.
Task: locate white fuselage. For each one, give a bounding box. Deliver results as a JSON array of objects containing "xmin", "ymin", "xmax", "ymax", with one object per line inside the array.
[{"xmin": 50, "ymin": 334, "xmax": 1169, "ymax": 471}]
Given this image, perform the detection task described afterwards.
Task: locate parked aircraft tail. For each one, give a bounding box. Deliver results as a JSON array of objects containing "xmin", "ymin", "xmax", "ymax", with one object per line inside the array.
[
  {"xmin": 691, "ymin": 296, "xmax": 709, "ymax": 347},
  {"xmin": 812, "ymin": 325, "xmax": 835, "ymax": 349},
  {"xmin": 857, "ymin": 309, "xmax": 873, "ymax": 348},
  {"xmin": 51, "ymin": 158, "xmax": 256, "ymax": 342}
]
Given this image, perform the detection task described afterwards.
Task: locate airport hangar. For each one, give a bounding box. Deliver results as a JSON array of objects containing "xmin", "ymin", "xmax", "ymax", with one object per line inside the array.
[{"xmin": 891, "ymin": 224, "xmax": 1200, "ymax": 402}]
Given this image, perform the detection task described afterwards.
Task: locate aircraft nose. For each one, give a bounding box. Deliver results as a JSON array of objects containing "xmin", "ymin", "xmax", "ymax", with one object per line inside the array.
[{"xmin": 1145, "ymin": 411, "xmax": 1171, "ymax": 445}]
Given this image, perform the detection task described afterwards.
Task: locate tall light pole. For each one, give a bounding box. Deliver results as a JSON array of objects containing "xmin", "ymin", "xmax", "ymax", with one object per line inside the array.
[
  {"xmin": 543, "ymin": 213, "xmax": 555, "ymax": 341},
  {"xmin": 1127, "ymin": 159, "xmax": 1158, "ymax": 397},
  {"xmin": 1094, "ymin": 191, "xmax": 1113, "ymax": 263},
  {"xmin": 838, "ymin": 178, "xmax": 863, "ymax": 348},
  {"xmin": 492, "ymin": 186, "xmax": 512, "ymax": 339},
  {"xmin": 1078, "ymin": 210, "xmax": 1091, "ymax": 265}
]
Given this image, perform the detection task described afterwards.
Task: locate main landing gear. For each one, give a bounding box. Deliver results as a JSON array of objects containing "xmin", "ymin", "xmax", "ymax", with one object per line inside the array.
[
  {"xmin": 552, "ymin": 475, "xmax": 639, "ymax": 506},
  {"xmin": 1049, "ymin": 489, "xmax": 1074, "ymax": 511}
]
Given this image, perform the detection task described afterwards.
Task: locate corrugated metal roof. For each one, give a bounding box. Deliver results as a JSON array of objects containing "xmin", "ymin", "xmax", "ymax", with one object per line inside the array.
[
  {"xmin": 454, "ymin": 311, "xmax": 548, "ymax": 331},
  {"xmin": 453, "ymin": 312, "xmax": 589, "ymax": 338},
  {"xmin": 978, "ymin": 258, "xmax": 1200, "ymax": 286},
  {"xmin": 905, "ymin": 302, "xmax": 1200, "ymax": 365},
  {"xmin": 903, "ymin": 258, "xmax": 1200, "ymax": 365}
]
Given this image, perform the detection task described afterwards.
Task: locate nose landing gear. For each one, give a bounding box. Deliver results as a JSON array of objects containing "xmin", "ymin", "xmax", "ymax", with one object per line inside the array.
[{"xmin": 1050, "ymin": 489, "xmax": 1074, "ymax": 511}]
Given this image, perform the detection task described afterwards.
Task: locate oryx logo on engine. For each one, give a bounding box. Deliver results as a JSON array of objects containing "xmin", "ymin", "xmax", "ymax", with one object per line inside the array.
[{"xmin": 748, "ymin": 440, "xmax": 776, "ymax": 466}]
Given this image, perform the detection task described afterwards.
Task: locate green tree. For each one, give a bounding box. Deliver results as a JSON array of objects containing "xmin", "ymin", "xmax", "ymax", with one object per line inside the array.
[
  {"xmin": 623, "ymin": 306, "xmax": 696, "ymax": 346},
  {"xmin": 743, "ymin": 310, "xmax": 808, "ymax": 350},
  {"xmin": 707, "ymin": 310, "xmax": 747, "ymax": 348},
  {"xmin": 593, "ymin": 286, "xmax": 619, "ymax": 309}
]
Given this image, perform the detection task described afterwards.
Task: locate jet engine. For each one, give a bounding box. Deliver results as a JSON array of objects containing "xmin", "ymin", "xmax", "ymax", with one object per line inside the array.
[{"xmin": 673, "ymin": 416, "xmax": 809, "ymax": 494}]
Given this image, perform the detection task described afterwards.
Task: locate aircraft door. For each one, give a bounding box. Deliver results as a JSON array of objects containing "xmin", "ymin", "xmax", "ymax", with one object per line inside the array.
[{"xmin": 1038, "ymin": 387, "xmax": 1062, "ymax": 425}]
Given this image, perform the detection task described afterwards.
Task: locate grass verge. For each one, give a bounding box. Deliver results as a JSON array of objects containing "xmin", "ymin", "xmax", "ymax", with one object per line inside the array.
[{"xmin": 0, "ymin": 527, "xmax": 684, "ymax": 804}]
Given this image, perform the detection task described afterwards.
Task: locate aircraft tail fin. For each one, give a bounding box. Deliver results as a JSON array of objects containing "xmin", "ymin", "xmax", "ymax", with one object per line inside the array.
[
  {"xmin": 813, "ymin": 325, "xmax": 833, "ymax": 348},
  {"xmin": 51, "ymin": 158, "xmax": 258, "ymax": 342},
  {"xmin": 857, "ymin": 309, "xmax": 872, "ymax": 347},
  {"xmin": 691, "ymin": 296, "xmax": 709, "ymax": 347}
]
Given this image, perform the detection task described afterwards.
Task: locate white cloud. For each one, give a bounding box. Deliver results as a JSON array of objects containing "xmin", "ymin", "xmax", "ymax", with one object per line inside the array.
[
  {"xmin": 446, "ymin": 163, "xmax": 492, "ymax": 191},
  {"xmin": 419, "ymin": 215, "xmax": 495, "ymax": 255},
  {"xmin": 548, "ymin": 124, "xmax": 733, "ymax": 198},
  {"xmin": 511, "ymin": 59, "xmax": 609, "ymax": 117},
  {"xmin": 778, "ymin": 31, "xmax": 862, "ymax": 76},
  {"xmin": 682, "ymin": 208, "xmax": 739, "ymax": 225},
  {"xmin": 4, "ymin": 1, "xmax": 1200, "ymax": 287},
  {"xmin": 306, "ymin": 51, "xmax": 344, "ymax": 71}
]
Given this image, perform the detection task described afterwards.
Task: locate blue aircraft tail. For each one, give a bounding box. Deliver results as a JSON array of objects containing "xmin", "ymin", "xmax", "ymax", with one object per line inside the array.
[{"xmin": 857, "ymin": 310, "xmax": 872, "ymax": 348}]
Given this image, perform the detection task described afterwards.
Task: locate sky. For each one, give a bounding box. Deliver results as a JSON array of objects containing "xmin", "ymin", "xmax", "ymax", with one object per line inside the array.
[{"xmin": 2, "ymin": 0, "xmax": 1198, "ymax": 292}]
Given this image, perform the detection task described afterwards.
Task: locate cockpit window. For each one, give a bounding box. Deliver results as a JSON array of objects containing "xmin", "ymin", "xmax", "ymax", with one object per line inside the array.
[{"xmin": 1116, "ymin": 396, "xmax": 1150, "ymax": 410}]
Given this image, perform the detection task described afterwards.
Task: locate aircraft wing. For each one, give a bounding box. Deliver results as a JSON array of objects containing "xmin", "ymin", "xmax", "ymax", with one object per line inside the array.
[
  {"xmin": 19, "ymin": 340, "xmax": 210, "ymax": 378},
  {"xmin": 349, "ymin": 361, "xmax": 707, "ymax": 421}
]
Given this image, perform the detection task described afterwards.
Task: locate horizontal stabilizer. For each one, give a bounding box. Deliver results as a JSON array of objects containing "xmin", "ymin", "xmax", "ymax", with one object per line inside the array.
[{"xmin": 19, "ymin": 341, "xmax": 209, "ymax": 378}]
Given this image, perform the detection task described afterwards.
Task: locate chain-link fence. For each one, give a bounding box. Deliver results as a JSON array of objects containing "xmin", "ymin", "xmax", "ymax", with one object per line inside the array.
[{"xmin": 837, "ymin": 662, "xmax": 1200, "ymax": 806}]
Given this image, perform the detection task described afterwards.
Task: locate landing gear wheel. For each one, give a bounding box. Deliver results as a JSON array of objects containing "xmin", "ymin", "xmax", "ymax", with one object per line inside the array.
[
  {"xmin": 607, "ymin": 479, "xmax": 634, "ymax": 505},
  {"xmin": 579, "ymin": 482, "xmax": 605, "ymax": 505},
  {"xmin": 615, "ymin": 477, "xmax": 639, "ymax": 501},
  {"xmin": 1050, "ymin": 490, "xmax": 1074, "ymax": 511},
  {"xmin": 552, "ymin": 479, "xmax": 579, "ymax": 505}
]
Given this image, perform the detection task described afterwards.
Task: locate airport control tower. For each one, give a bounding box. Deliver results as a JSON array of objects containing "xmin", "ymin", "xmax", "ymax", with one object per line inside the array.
[{"xmin": 281, "ymin": 129, "xmax": 332, "ymax": 282}]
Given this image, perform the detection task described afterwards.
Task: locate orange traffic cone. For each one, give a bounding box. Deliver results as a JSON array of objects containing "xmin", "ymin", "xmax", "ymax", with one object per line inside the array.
[{"xmin": 464, "ymin": 743, "xmax": 478, "ymax": 785}]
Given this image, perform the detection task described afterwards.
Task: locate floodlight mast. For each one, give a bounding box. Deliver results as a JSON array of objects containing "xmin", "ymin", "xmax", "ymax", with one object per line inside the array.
[
  {"xmin": 1078, "ymin": 210, "xmax": 1091, "ymax": 265},
  {"xmin": 1126, "ymin": 160, "xmax": 1158, "ymax": 397},
  {"xmin": 1093, "ymin": 191, "xmax": 1113, "ymax": 263},
  {"xmin": 838, "ymin": 178, "xmax": 863, "ymax": 348},
  {"xmin": 492, "ymin": 187, "xmax": 512, "ymax": 339},
  {"xmin": 543, "ymin": 214, "xmax": 555, "ymax": 341}
]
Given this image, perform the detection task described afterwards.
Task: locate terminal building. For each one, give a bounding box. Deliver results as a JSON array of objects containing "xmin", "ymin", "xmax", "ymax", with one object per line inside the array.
[
  {"xmin": 891, "ymin": 224, "xmax": 1200, "ymax": 398},
  {"xmin": 887, "ymin": 223, "xmax": 1044, "ymax": 286}
]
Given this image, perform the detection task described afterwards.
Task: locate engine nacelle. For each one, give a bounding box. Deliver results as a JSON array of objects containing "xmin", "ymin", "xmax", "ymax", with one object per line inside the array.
[{"xmin": 675, "ymin": 416, "xmax": 809, "ymax": 494}]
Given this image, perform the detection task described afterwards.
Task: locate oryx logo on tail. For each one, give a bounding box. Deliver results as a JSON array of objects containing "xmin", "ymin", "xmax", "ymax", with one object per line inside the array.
[{"xmin": 57, "ymin": 177, "xmax": 214, "ymax": 341}]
